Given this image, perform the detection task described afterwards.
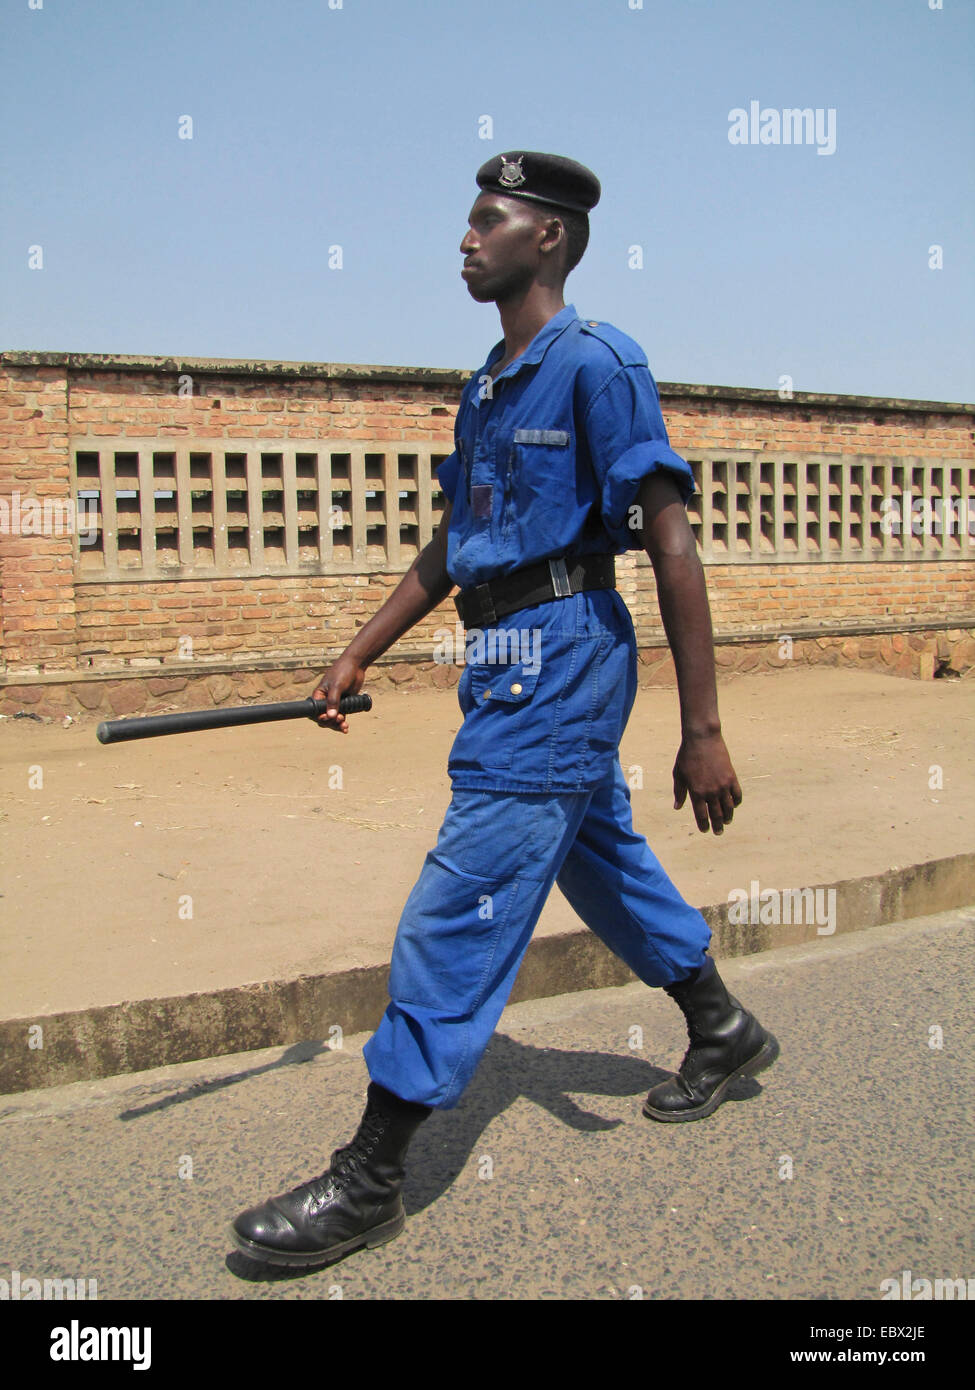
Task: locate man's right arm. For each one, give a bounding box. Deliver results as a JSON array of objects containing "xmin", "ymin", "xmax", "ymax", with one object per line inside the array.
[{"xmin": 312, "ymin": 501, "xmax": 454, "ymax": 732}]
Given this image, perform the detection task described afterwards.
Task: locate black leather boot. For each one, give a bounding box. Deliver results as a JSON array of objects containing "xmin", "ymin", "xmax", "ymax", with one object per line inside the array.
[
  {"xmin": 643, "ymin": 956, "xmax": 779, "ymax": 1122},
  {"xmin": 230, "ymin": 1081, "xmax": 432, "ymax": 1268}
]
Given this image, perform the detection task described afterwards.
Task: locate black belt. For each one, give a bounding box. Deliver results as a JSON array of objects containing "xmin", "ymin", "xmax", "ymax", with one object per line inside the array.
[{"xmin": 453, "ymin": 554, "xmax": 616, "ymax": 627}]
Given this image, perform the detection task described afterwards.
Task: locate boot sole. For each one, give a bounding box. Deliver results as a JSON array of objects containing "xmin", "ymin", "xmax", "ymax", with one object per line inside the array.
[
  {"xmin": 229, "ymin": 1211, "xmax": 406, "ymax": 1270},
  {"xmin": 643, "ymin": 1031, "xmax": 780, "ymax": 1123}
]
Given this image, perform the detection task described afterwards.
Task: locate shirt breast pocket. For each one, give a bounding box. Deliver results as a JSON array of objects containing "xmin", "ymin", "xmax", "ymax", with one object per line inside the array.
[{"xmin": 502, "ymin": 429, "xmax": 572, "ymax": 538}]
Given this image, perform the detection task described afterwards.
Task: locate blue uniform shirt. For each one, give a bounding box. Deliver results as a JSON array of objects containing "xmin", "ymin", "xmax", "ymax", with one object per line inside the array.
[
  {"xmin": 437, "ymin": 303, "xmax": 695, "ymax": 589},
  {"xmin": 437, "ymin": 304, "xmax": 696, "ymax": 795}
]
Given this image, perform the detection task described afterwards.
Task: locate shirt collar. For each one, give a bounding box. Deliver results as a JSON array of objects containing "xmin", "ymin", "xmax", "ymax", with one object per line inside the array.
[{"xmin": 482, "ymin": 303, "xmax": 578, "ymax": 382}]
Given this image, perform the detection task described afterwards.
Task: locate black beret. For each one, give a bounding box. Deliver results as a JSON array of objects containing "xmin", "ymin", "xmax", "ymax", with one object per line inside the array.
[{"xmin": 475, "ymin": 151, "xmax": 600, "ymax": 215}]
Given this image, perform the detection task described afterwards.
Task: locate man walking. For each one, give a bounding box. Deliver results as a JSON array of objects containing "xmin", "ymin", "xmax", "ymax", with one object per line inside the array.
[{"xmin": 231, "ymin": 151, "xmax": 778, "ymax": 1271}]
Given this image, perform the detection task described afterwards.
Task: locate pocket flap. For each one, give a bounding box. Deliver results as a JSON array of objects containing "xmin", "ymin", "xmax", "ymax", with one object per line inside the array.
[{"xmin": 470, "ymin": 664, "xmax": 541, "ymax": 704}]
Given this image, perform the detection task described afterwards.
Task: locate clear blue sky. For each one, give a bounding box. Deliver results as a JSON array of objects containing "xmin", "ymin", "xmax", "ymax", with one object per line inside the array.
[{"xmin": 2, "ymin": 0, "xmax": 973, "ymax": 401}]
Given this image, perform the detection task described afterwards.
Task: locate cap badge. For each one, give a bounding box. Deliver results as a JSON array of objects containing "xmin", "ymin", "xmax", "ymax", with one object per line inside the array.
[{"xmin": 498, "ymin": 155, "xmax": 526, "ymax": 189}]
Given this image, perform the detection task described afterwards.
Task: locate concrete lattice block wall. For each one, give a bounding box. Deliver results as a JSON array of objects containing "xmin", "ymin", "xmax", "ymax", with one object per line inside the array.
[{"xmin": 1, "ymin": 352, "xmax": 973, "ymax": 715}]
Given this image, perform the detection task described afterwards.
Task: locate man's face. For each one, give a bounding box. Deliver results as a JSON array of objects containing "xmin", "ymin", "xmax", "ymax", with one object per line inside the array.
[{"xmin": 459, "ymin": 193, "xmax": 555, "ymax": 303}]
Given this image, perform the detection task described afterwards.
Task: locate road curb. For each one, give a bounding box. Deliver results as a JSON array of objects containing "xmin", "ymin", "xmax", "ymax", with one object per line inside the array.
[{"xmin": 3, "ymin": 851, "xmax": 973, "ymax": 1095}]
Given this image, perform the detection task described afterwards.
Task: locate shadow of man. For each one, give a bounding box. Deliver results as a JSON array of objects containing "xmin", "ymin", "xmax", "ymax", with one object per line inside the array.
[
  {"xmin": 225, "ymin": 1025, "xmax": 770, "ymax": 1281},
  {"xmin": 402, "ymin": 1030, "xmax": 766, "ymax": 1214}
]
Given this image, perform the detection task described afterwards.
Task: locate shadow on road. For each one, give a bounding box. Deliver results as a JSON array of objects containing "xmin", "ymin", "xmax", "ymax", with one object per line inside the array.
[
  {"xmin": 401, "ymin": 1032, "xmax": 766, "ymax": 1213},
  {"xmin": 205, "ymin": 1029, "xmax": 770, "ymax": 1283},
  {"xmin": 116, "ymin": 1039, "xmax": 328, "ymax": 1122}
]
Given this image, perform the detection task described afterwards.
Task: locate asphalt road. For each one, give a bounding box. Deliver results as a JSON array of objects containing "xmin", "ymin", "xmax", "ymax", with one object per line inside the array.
[{"xmin": 2, "ymin": 907, "xmax": 973, "ymax": 1302}]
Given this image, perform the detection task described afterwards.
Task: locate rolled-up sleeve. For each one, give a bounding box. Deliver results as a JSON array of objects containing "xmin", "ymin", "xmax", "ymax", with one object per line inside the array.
[
  {"xmin": 584, "ymin": 365, "xmax": 696, "ymax": 546},
  {"xmin": 436, "ymin": 450, "xmax": 461, "ymax": 505}
]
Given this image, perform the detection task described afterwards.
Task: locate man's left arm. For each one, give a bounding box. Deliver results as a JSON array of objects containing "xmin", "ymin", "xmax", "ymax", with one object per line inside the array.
[{"xmin": 635, "ymin": 470, "xmax": 743, "ymax": 835}]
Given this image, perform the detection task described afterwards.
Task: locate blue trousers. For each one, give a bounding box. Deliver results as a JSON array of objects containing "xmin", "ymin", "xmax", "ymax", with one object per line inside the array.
[{"xmin": 363, "ymin": 760, "xmax": 711, "ymax": 1108}]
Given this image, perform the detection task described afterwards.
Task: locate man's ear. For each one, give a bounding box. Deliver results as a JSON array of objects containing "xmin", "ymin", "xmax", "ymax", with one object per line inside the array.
[
  {"xmin": 539, "ymin": 217, "xmax": 570, "ymax": 282},
  {"xmin": 537, "ymin": 213, "xmax": 564, "ymax": 257}
]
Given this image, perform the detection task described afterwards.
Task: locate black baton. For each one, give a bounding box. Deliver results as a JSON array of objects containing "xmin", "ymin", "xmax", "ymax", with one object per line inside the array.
[{"xmin": 96, "ymin": 694, "xmax": 372, "ymax": 745}]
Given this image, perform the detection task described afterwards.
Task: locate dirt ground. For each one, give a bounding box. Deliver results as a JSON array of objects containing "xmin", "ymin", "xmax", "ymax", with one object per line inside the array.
[{"xmin": 1, "ymin": 667, "xmax": 972, "ymax": 1018}]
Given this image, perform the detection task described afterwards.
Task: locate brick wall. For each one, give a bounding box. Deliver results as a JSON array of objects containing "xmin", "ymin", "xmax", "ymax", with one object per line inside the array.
[
  {"xmin": 630, "ymin": 557, "xmax": 974, "ymax": 633},
  {"xmin": 1, "ymin": 351, "xmax": 973, "ymax": 718},
  {"xmin": 0, "ymin": 365, "xmax": 75, "ymax": 670}
]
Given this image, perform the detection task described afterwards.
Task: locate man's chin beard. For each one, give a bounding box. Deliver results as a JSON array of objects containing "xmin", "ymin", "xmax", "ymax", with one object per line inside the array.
[{"xmin": 467, "ymin": 269, "xmax": 533, "ymax": 305}]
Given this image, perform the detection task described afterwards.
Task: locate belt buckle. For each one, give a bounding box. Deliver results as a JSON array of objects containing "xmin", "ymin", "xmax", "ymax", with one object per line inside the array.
[{"xmin": 548, "ymin": 557, "xmax": 572, "ymax": 599}]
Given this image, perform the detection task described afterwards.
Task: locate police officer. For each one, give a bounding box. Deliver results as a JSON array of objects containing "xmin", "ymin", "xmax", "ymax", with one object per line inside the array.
[{"xmin": 231, "ymin": 152, "xmax": 778, "ymax": 1271}]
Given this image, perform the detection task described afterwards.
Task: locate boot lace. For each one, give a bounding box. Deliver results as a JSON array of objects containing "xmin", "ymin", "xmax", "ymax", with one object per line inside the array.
[{"xmin": 303, "ymin": 1111, "xmax": 389, "ymax": 1206}]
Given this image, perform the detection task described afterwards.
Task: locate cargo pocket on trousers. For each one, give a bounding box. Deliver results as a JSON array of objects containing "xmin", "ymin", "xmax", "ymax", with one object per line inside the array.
[
  {"xmin": 465, "ymin": 661, "xmax": 543, "ymax": 772},
  {"xmin": 470, "ymin": 664, "xmax": 541, "ymax": 705}
]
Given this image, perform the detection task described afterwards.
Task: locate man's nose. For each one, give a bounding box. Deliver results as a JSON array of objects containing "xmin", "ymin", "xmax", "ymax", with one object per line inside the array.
[{"xmin": 460, "ymin": 229, "xmax": 477, "ymax": 254}]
